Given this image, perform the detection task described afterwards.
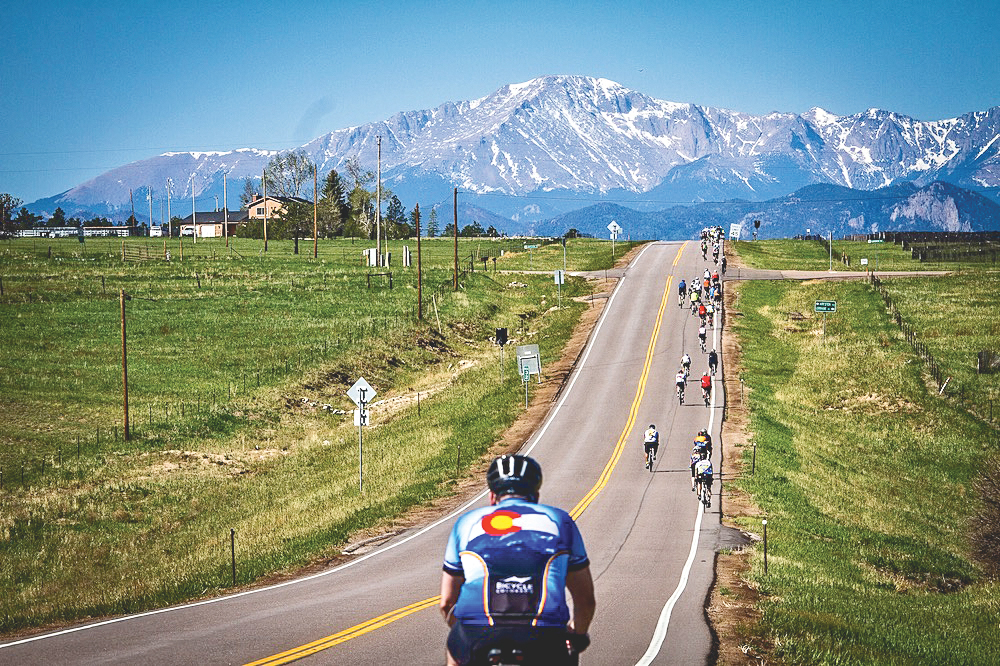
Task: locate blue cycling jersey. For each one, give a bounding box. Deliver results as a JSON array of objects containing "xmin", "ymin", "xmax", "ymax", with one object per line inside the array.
[{"xmin": 443, "ymin": 497, "xmax": 589, "ymax": 627}]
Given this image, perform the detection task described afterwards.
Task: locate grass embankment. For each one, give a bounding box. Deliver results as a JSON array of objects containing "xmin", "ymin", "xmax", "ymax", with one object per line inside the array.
[
  {"xmin": 730, "ymin": 238, "xmax": 981, "ymax": 272},
  {"xmin": 0, "ymin": 236, "xmax": 640, "ymax": 634},
  {"xmin": 728, "ymin": 271, "xmax": 1000, "ymax": 664}
]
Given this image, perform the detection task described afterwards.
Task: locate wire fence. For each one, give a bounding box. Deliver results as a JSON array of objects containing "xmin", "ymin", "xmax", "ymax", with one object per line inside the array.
[{"xmin": 868, "ymin": 273, "xmax": 999, "ymax": 428}]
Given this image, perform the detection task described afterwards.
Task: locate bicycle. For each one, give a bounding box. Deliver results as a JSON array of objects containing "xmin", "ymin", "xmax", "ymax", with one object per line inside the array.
[
  {"xmin": 699, "ymin": 336, "xmax": 707, "ymax": 353},
  {"xmin": 645, "ymin": 444, "xmax": 657, "ymax": 472},
  {"xmin": 676, "ymin": 383, "xmax": 685, "ymax": 405},
  {"xmin": 702, "ymin": 386, "xmax": 711, "ymax": 407},
  {"xmin": 698, "ymin": 477, "xmax": 712, "ymax": 508}
]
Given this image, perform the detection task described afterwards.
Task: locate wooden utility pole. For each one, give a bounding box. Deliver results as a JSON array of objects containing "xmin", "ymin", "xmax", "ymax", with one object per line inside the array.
[
  {"xmin": 376, "ymin": 136, "xmax": 382, "ymax": 266},
  {"xmin": 224, "ymin": 171, "xmax": 229, "ymax": 247},
  {"xmin": 166, "ymin": 179, "xmax": 172, "ymax": 238},
  {"xmin": 313, "ymin": 164, "xmax": 318, "ymax": 258},
  {"xmin": 191, "ymin": 184, "xmax": 197, "ymax": 244},
  {"xmin": 263, "ymin": 168, "xmax": 268, "ymax": 253},
  {"xmin": 453, "ymin": 187, "xmax": 459, "ymax": 291},
  {"xmin": 416, "ymin": 204, "xmax": 423, "ymax": 321},
  {"xmin": 120, "ymin": 290, "xmax": 130, "ymax": 442}
]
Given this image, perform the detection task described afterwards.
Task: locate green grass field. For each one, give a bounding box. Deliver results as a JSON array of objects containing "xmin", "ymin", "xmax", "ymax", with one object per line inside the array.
[
  {"xmin": 728, "ymin": 240, "xmax": 1000, "ymax": 664},
  {"xmin": 731, "ymin": 237, "xmax": 996, "ymax": 272},
  {"xmin": 0, "ymin": 235, "xmax": 638, "ymax": 632}
]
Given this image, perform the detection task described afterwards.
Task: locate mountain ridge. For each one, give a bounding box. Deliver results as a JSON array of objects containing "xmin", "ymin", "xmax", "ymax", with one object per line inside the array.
[{"xmin": 23, "ymin": 75, "xmax": 1000, "ymax": 234}]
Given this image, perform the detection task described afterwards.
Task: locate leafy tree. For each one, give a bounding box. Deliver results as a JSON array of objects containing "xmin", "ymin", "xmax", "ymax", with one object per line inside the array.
[
  {"xmin": 318, "ymin": 169, "xmax": 350, "ymax": 237},
  {"xmin": 239, "ymin": 177, "xmax": 258, "ymax": 209},
  {"xmin": 0, "ymin": 193, "xmax": 22, "ymax": 236},
  {"xmin": 460, "ymin": 221, "xmax": 485, "ymax": 237},
  {"xmin": 486, "ymin": 225, "xmax": 499, "ymax": 238},
  {"xmin": 344, "ymin": 156, "xmax": 375, "ymax": 239},
  {"xmin": 264, "ymin": 150, "xmax": 314, "ymax": 198},
  {"xmin": 426, "ymin": 207, "xmax": 439, "ymax": 237},
  {"xmin": 565, "ymin": 228, "xmax": 581, "ymax": 239},
  {"xmin": 275, "ymin": 200, "xmax": 313, "ymax": 245},
  {"xmin": 442, "ymin": 222, "xmax": 456, "ymax": 237}
]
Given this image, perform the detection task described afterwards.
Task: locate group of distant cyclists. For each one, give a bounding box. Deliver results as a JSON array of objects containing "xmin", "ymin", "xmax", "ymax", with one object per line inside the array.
[{"xmin": 437, "ymin": 238, "xmax": 726, "ymax": 665}]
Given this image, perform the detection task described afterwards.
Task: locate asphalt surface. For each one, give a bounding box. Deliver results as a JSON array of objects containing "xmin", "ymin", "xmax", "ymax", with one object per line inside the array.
[{"xmin": 0, "ymin": 241, "xmax": 729, "ymax": 665}]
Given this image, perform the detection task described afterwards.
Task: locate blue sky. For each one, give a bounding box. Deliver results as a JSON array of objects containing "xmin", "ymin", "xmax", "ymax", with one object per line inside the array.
[{"xmin": 3, "ymin": 0, "xmax": 998, "ymax": 203}]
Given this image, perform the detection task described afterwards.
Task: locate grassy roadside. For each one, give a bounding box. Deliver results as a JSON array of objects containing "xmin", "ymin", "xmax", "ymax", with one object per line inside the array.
[
  {"xmin": 0, "ymin": 236, "xmax": 640, "ymax": 634},
  {"xmin": 722, "ymin": 265, "xmax": 1000, "ymax": 664}
]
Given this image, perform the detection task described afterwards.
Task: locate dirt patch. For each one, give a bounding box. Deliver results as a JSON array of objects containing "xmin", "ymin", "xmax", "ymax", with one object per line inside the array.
[{"xmin": 710, "ymin": 280, "xmax": 770, "ymax": 664}]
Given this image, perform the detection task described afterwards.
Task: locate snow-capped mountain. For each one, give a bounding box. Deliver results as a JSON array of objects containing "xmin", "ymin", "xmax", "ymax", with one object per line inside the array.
[{"xmin": 27, "ymin": 75, "xmax": 1000, "ymax": 224}]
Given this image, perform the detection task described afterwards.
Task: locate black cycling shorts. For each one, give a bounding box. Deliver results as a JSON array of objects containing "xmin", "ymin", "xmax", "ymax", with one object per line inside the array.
[{"xmin": 447, "ymin": 623, "xmax": 577, "ymax": 665}]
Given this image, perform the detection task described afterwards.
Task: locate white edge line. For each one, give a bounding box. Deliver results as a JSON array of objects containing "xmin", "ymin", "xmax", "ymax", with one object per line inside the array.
[
  {"xmin": 635, "ymin": 262, "xmax": 720, "ymax": 664},
  {"xmin": 0, "ymin": 242, "xmax": 654, "ymax": 651}
]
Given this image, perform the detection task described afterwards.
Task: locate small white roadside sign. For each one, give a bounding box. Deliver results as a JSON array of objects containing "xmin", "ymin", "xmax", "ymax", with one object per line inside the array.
[{"xmin": 347, "ymin": 377, "xmax": 376, "ymax": 406}]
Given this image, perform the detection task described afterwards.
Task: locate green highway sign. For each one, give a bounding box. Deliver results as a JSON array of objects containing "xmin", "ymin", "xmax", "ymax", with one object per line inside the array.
[
  {"xmin": 867, "ymin": 239, "xmax": 884, "ymax": 244},
  {"xmin": 815, "ymin": 300, "xmax": 837, "ymax": 313}
]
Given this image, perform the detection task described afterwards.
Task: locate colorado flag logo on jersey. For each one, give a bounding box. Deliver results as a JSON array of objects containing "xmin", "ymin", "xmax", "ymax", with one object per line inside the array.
[{"xmin": 477, "ymin": 508, "xmax": 559, "ymax": 538}]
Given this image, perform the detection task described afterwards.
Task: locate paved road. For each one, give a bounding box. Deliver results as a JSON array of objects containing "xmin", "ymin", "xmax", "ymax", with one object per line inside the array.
[{"xmin": 0, "ymin": 242, "xmax": 728, "ymax": 665}]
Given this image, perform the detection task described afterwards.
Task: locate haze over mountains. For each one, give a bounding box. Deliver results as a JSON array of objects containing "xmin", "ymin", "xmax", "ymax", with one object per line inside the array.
[{"xmin": 27, "ymin": 75, "xmax": 1000, "ymax": 238}]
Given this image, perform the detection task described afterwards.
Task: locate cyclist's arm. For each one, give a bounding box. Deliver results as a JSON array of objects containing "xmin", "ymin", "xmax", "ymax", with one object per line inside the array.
[
  {"xmin": 566, "ymin": 565, "xmax": 596, "ymax": 635},
  {"xmin": 439, "ymin": 571, "xmax": 464, "ymax": 626}
]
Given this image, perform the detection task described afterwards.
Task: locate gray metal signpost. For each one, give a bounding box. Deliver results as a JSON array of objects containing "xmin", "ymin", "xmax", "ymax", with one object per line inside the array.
[{"xmin": 347, "ymin": 377, "xmax": 376, "ymax": 492}]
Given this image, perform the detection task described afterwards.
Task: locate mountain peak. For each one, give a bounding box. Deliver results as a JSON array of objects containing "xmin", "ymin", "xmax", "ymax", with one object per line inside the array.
[{"xmin": 27, "ymin": 76, "xmax": 1000, "ymax": 224}]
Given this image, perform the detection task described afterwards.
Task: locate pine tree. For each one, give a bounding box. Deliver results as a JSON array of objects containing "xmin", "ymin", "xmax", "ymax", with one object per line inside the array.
[{"xmin": 427, "ymin": 207, "xmax": 439, "ymax": 237}]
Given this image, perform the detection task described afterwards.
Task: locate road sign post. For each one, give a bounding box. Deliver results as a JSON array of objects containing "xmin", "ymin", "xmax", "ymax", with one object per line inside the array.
[
  {"xmin": 347, "ymin": 377, "xmax": 377, "ymax": 492},
  {"xmin": 608, "ymin": 221, "xmax": 622, "ymax": 260},
  {"xmin": 815, "ymin": 301, "xmax": 837, "ymax": 339},
  {"xmin": 554, "ymin": 269, "xmax": 564, "ymax": 308}
]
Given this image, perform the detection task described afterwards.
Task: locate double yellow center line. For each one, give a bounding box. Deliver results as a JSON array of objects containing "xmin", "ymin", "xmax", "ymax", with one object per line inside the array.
[{"xmin": 248, "ymin": 243, "xmax": 685, "ymax": 665}]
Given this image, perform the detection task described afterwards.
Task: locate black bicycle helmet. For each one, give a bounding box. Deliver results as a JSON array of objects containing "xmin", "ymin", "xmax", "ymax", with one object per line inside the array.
[{"xmin": 487, "ymin": 454, "xmax": 543, "ymax": 501}]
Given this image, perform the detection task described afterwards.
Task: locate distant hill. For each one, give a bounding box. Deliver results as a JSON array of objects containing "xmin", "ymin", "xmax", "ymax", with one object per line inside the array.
[{"xmin": 536, "ymin": 181, "xmax": 1000, "ymax": 240}]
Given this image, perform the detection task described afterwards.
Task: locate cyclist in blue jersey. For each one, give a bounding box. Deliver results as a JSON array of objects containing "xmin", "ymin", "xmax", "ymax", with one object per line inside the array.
[{"xmin": 440, "ymin": 454, "xmax": 595, "ymax": 665}]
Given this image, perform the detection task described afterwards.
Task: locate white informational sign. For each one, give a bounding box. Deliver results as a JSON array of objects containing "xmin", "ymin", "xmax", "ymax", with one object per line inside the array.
[
  {"xmin": 554, "ymin": 269, "xmax": 565, "ymax": 285},
  {"xmin": 516, "ymin": 344, "xmax": 541, "ymax": 378},
  {"xmin": 860, "ymin": 258, "xmax": 869, "ymax": 265},
  {"xmin": 730, "ymin": 223, "xmax": 742, "ymax": 241},
  {"xmin": 347, "ymin": 377, "xmax": 376, "ymax": 406},
  {"xmin": 354, "ymin": 408, "xmax": 370, "ymax": 427},
  {"xmin": 607, "ymin": 221, "xmax": 622, "ymax": 234}
]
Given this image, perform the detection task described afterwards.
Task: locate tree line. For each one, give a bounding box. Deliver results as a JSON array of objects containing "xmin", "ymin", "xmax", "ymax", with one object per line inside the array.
[{"xmin": 1, "ymin": 149, "xmax": 504, "ymax": 240}]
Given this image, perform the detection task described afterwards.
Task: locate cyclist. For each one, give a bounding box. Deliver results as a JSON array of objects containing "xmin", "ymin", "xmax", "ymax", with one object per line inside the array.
[
  {"xmin": 695, "ymin": 428, "xmax": 713, "ymax": 458},
  {"xmin": 698, "ymin": 324, "xmax": 707, "ymax": 352},
  {"xmin": 694, "ymin": 456, "xmax": 714, "ymax": 507},
  {"xmin": 675, "ymin": 368, "xmax": 687, "ymax": 403},
  {"xmin": 677, "ymin": 279, "xmax": 687, "ymax": 306},
  {"xmin": 643, "ymin": 424, "xmax": 660, "ymax": 468},
  {"xmin": 440, "ymin": 455, "xmax": 595, "ymax": 666},
  {"xmin": 721, "ymin": 255, "xmax": 727, "ymax": 274},
  {"xmin": 689, "ymin": 288, "xmax": 701, "ymax": 313},
  {"xmin": 697, "ymin": 303, "xmax": 707, "ymax": 321},
  {"xmin": 680, "ymin": 353, "xmax": 692, "ymax": 376},
  {"xmin": 708, "ymin": 349, "xmax": 719, "ymax": 376},
  {"xmin": 700, "ymin": 372, "xmax": 712, "ymax": 405},
  {"xmin": 690, "ymin": 446, "xmax": 706, "ymax": 492}
]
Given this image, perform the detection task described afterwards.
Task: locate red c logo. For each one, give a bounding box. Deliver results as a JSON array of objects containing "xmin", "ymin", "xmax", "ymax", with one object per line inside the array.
[{"xmin": 481, "ymin": 509, "xmax": 522, "ymax": 536}]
